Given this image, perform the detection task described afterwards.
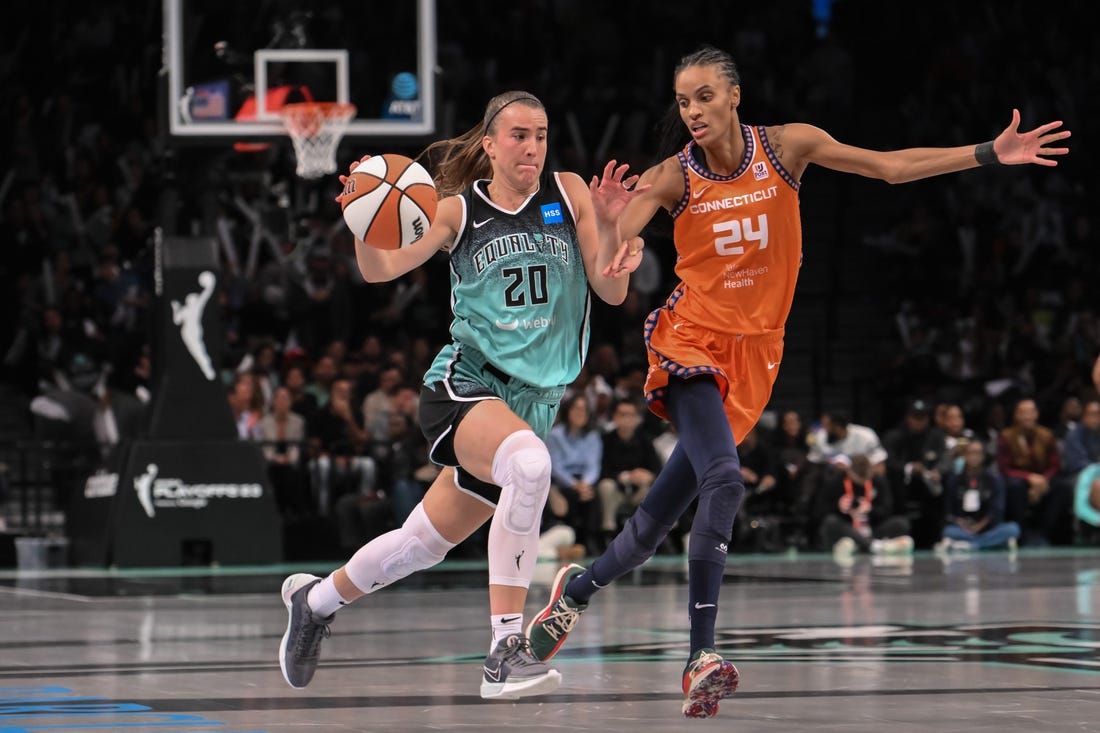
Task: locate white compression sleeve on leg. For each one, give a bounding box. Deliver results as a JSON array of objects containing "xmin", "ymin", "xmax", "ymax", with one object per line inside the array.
[
  {"xmin": 487, "ymin": 429, "xmax": 552, "ymax": 588},
  {"xmin": 343, "ymin": 503, "xmax": 455, "ymax": 594}
]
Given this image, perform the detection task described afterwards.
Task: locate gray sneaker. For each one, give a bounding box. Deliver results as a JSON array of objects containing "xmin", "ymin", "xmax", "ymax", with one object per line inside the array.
[
  {"xmin": 526, "ymin": 563, "xmax": 587, "ymax": 661},
  {"xmin": 278, "ymin": 573, "xmax": 334, "ymax": 689},
  {"xmin": 480, "ymin": 633, "xmax": 562, "ymax": 700}
]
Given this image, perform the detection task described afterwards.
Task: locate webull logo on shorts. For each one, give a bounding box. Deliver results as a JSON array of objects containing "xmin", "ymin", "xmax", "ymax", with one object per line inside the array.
[{"xmin": 134, "ymin": 463, "xmax": 264, "ymax": 518}]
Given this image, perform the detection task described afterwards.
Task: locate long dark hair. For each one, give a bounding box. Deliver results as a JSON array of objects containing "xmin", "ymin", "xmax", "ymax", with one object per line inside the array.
[{"xmin": 418, "ymin": 91, "xmax": 546, "ymax": 197}]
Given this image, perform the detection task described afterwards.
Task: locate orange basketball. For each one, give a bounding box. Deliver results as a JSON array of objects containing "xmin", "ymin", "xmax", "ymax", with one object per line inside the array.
[{"xmin": 341, "ymin": 154, "xmax": 438, "ymax": 249}]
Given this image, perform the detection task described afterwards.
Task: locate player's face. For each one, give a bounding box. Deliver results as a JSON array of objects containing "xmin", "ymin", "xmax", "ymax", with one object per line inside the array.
[
  {"xmin": 674, "ymin": 64, "xmax": 739, "ymax": 144},
  {"xmin": 484, "ymin": 105, "xmax": 548, "ymax": 191}
]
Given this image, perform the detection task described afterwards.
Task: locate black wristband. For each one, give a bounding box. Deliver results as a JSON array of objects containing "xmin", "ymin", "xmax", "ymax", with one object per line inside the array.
[{"xmin": 975, "ymin": 140, "xmax": 1001, "ymax": 166}]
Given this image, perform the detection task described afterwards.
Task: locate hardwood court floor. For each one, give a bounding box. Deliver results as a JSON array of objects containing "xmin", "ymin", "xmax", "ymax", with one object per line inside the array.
[{"xmin": 1, "ymin": 548, "xmax": 1099, "ymax": 732}]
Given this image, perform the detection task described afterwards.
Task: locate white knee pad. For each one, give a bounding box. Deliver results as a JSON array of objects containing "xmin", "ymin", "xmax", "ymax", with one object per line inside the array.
[
  {"xmin": 344, "ymin": 503, "xmax": 455, "ymax": 593},
  {"xmin": 491, "ymin": 430, "xmax": 552, "ymax": 534}
]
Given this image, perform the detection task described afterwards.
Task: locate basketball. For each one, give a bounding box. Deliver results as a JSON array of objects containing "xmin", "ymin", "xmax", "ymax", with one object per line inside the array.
[{"xmin": 341, "ymin": 154, "xmax": 437, "ymax": 249}]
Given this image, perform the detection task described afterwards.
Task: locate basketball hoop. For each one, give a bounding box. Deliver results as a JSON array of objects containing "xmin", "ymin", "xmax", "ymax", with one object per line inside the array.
[{"xmin": 280, "ymin": 102, "xmax": 357, "ymax": 179}]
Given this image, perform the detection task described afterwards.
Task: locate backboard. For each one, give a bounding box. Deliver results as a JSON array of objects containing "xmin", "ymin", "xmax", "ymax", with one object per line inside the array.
[{"xmin": 164, "ymin": 0, "xmax": 436, "ymax": 141}]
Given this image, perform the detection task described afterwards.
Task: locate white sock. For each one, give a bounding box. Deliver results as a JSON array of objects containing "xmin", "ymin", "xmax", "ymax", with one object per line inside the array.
[
  {"xmin": 490, "ymin": 613, "xmax": 524, "ymax": 652},
  {"xmin": 308, "ymin": 575, "xmax": 350, "ymax": 618}
]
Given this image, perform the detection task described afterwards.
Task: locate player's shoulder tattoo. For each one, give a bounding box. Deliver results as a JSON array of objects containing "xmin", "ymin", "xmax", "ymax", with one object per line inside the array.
[{"xmin": 769, "ymin": 124, "xmax": 787, "ymax": 160}]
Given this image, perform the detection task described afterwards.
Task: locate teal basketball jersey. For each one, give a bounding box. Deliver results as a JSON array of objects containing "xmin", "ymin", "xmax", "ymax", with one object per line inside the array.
[{"xmin": 425, "ymin": 171, "xmax": 591, "ymax": 390}]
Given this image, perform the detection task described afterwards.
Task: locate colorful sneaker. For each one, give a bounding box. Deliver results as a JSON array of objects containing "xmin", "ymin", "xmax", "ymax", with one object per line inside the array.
[
  {"xmin": 681, "ymin": 648, "xmax": 740, "ymax": 718},
  {"xmin": 278, "ymin": 573, "xmax": 334, "ymax": 689},
  {"xmin": 480, "ymin": 633, "xmax": 562, "ymax": 700},
  {"xmin": 526, "ymin": 563, "xmax": 587, "ymax": 661}
]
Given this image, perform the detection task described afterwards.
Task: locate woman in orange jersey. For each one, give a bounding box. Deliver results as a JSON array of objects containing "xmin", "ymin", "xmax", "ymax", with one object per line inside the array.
[{"xmin": 526, "ymin": 45, "xmax": 1071, "ymax": 719}]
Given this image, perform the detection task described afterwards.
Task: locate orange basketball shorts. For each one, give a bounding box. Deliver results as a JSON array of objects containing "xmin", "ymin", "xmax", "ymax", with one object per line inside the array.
[{"xmin": 643, "ymin": 307, "xmax": 784, "ymax": 444}]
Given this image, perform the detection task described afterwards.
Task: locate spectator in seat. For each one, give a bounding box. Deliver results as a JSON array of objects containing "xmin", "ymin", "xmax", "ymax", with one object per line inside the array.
[
  {"xmin": 307, "ymin": 378, "xmax": 375, "ymax": 517},
  {"xmin": 596, "ymin": 397, "xmax": 661, "ymax": 543},
  {"xmin": 937, "ymin": 439, "xmax": 1020, "ymax": 552},
  {"xmin": 1055, "ymin": 398, "xmax": 1100, "ymax": 543},
  {"xmin": 547, "ymin": 394, "xmax": 604, "ymax": 555},
  {"xmin": 814, "ymin": 454, "xmax": 914, "ymax": 558},
  {"xmin": 256, "ymin": 385, "xmax": 310, "ymax": 517},
  {"xmin": 882, "ymin": 399, "xmax": 948, "ymax": 548},
  {"xmin": 996, "ymin": 397, "xmax": 1070, "ymax": 545}
]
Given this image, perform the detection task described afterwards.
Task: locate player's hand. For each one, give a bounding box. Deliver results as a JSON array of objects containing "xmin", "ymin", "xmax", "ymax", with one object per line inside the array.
[
  {"xmin": 589, "ymin": 160, "xmax": 650, "ymax": 223},
  {"xmin": 335, "ymin": 155, "xmax": 372, "ymax": 203},
  {"xmin": 993, "ymin": 109, "xmax": 1070, "ymax": 166},
  {"xmin": 603, "ymin": 236, "xmax": 645, "ymax": 277}
]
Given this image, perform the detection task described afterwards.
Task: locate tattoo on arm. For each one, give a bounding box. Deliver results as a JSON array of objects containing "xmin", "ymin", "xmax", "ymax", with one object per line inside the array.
[{"xmin": 771, "ymin": 125, "xmax": 785, "ymax": 159}]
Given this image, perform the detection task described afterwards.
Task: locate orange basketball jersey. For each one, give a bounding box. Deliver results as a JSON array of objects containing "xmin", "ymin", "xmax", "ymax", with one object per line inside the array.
[{"xmin": 668, "ymin": 126, "xmax": 802, "ymax": 335}]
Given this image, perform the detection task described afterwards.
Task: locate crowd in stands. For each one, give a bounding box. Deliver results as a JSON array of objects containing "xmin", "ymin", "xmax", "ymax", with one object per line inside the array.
[{"xmin": 1, "ymin": 1, "xmax": 1098, "ymax": 556}]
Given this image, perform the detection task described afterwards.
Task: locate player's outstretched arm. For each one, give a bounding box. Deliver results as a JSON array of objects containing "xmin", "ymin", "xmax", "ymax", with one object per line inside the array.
[{"xmin": 790, "ymin": 110, "xmax": 1070, "ymax": 184}]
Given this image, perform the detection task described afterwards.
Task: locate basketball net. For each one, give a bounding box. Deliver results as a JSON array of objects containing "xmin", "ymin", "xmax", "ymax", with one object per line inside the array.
[{"xmin": 280, "ymin": 102, "xmax": 357, "ymax": 179}]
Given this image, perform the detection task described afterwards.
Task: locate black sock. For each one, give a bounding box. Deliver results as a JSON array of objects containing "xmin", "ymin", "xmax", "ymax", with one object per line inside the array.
[{"xmin": 688, "ymin": 558, "xmax": 723, "ymax": 653}]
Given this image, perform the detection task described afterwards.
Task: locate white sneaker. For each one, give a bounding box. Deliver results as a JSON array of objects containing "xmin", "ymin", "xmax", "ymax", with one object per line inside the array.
[
  {"xmin": 950, "ymin": 539, "xmax": 974, "ymax": 552},
  {"xmin": 883, "ymin": 536, "xmax": 915, "ymax": 555},
  {"xmin": 832, "ymin": 536, "xmax": 858, "ymax": 557}
]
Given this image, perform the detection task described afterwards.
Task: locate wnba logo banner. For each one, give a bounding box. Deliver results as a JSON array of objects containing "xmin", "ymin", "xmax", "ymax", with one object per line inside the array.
[
  {"xmin": 133, "ymin": 463, "xmax": 264, "ymax": 519},
  {"xmin": 170, "ymin": 271, "xmax": 217, "ymax": 381},
  {"xmin": 105, "ymin": 441, "xmax": 281, "ymax": 567},
  {"xmin": 67, "ymin": 235, "xmax": 282, "ymax": 568},
  {"xmin": 147, "ymin": 236, "xmax": 236, "ymax": 441}
]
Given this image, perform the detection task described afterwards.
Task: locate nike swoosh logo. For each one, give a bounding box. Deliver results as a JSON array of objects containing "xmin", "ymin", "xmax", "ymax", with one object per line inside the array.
[
  {"xmin": 692, "ymin": 185, "xmax": 712, "ymax": 199},
  {"xmin": 484, "ymin": 664, "xmax": 503, "ymax": 682},
  {"xmin": 494, "ymin": 319, "xmax": 519, "ymax": 330},
  {"xmin": 767, "ymin": 361, "xmax": 780, "ymax": 370},
  {"xmin": 472, "ymin": 217, "xmax": 494, "ymax": 228},
  {"xmin": 694, "ymin": 602, "xmax": 717, "ymax": 609},
  {"xmin": 499, "ymin": 616, "xmax": 520, "ymax": 624}
]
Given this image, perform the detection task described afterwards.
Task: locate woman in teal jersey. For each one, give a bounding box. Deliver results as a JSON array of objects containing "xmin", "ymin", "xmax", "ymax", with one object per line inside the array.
[{"xmin": 277, "ymin": 91, "xmax": 648, "ymax": 701}]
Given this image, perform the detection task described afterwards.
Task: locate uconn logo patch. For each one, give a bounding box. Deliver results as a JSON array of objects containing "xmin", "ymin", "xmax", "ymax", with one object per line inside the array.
[{"xmin": 541, "ymin": 203, "xmax": 564, "ymax": 224}]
